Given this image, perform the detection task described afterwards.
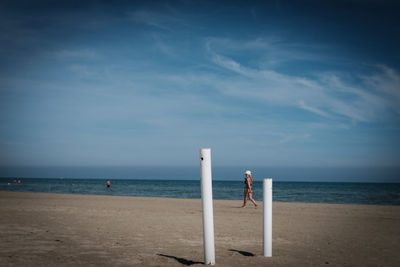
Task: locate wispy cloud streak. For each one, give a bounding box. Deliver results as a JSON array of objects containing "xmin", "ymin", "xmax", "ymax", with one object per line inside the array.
[{"xmin": 205, "ymin": 38, "xmax": 400, "ymax": 123}]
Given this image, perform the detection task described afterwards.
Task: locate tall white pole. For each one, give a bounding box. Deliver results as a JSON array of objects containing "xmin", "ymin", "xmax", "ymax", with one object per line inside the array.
[
  {"xmin": 263, "ymin": 178, "xmax": 272, "ymax": 257},
  {"xmin": 200, "ymin": 148, "xmax": 215, "ymax": 265}
]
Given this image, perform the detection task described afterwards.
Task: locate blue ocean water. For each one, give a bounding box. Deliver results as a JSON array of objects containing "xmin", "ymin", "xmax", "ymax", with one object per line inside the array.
[{"xmin": 1, "ymin": 178, "xmax": 399, "ymax": 206}]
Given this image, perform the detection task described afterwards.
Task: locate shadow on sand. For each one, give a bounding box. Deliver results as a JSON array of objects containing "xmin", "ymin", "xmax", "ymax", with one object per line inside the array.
[
  {"xmin": 157, "ymin": 254, "xmax": 204, "ymax": 266},
  {"xmin": 229, "ymin": 249, "xmax": 255, "ymax": 257}
]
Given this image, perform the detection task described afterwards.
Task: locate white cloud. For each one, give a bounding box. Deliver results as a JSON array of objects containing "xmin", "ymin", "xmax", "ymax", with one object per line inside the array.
[
  {"xmin": 298, "ymin": 100, "xmax": 331, "ymax": 118},
  {"xmin": 205, "ymin": 39, "xmax": 400, "ymax": 123},
  {"xmin": 211, "ymin": 54, "xmax": 246, "ymax": 75},
  {"xmin": 206, "ymin": 37, "xmax": 338, "ymax": 68},
  {"xmin": 362, "ymin": 65, "xmax": 400, "ymax": 114}
]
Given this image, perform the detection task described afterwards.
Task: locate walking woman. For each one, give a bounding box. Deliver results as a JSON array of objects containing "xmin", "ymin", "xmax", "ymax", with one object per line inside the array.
[{"xmin": 241, "ymin": 170, "xmax": 258, "ymax": 208}]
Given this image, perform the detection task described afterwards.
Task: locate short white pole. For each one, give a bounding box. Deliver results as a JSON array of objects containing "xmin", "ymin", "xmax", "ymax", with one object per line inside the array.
[
  {"xmin": 263, "ymin": 178, "xmax": 272, "ymax": 257},
  {"xmin": 200, "ymin": 148, "xmax": 215, "ymax": 265}
]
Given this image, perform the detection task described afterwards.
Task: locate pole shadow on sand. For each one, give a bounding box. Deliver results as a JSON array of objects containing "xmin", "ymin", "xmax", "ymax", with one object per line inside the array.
[
  {"xmin": 229, "ymin": 249, "xmax": 255, "ymax": 257},
  {"xmin": 157, "ymin": 254, "xmax": 204, "ymax": 266}
]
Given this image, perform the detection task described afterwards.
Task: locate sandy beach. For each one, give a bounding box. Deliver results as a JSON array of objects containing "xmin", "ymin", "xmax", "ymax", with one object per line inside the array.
[{"xmin": 0, "ymin": 191, "xmax": 399, "ymax": 266}]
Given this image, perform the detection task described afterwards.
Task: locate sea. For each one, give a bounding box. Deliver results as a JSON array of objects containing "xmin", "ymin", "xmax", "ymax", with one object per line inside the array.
[{"xmin": 1, "ymin": 178, "xmax": 400, "ymax": 206}]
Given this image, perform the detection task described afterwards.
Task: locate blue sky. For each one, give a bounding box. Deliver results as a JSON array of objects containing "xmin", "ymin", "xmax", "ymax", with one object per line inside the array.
[{"xmin": 0, "ymin": 0, "xmax": 399, "ymax": 179}]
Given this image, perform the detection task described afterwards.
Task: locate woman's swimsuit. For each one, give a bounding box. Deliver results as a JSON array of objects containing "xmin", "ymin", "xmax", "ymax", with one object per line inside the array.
[{"xmin": 244, "ymin": 177, "xmax": 252, "ymax": 189}]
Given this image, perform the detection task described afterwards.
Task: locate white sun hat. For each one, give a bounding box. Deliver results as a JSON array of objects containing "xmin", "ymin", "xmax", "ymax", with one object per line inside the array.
[{"xmin": 245, "ymin": 170, "xmax": 251, "ymax": 175}]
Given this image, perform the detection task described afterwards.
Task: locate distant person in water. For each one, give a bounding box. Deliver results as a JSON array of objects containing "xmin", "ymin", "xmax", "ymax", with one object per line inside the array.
[
  {"xmin": 17, "ymin": 179, "xmax": 21, "ymax": 184},
  {"xmin": 241, "ymin": 170, "xmax": 258, "ymax": 208},
  {"xmin": 106, "ymin": 180, "xmax": 111, "ymax": 188}
]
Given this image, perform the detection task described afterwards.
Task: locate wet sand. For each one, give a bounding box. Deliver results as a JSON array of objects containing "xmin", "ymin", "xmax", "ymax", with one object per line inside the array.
[{"xmin": 0, "ymin": 191, "xmax": 399, "ymax": 266}]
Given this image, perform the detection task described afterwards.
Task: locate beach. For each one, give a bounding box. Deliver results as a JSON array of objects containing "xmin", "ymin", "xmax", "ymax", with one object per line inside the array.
[{"xmin": 0, "ymin": 191, "xmax": 399, "ymax": 266}]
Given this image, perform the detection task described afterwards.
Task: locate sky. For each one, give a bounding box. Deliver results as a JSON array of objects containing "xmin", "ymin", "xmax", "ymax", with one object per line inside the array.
[{"xmin": 0, "ymin": 0, "xmax": 399, "ymax": 180}]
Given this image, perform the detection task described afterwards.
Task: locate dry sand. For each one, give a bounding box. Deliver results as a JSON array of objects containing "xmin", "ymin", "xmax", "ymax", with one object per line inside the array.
[{"xmin": 0, "ymin": 191, "xmax": 399, "ymax": 266}]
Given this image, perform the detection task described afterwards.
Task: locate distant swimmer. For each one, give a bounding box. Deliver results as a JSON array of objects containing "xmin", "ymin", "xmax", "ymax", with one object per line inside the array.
[
  {"xmin": 106, "ymin": 180, "xmax": 111, "ymax": 188},
  {"xmin": 241, "ymin": 170, "xmax": 258, "ymax": 208},
  {"xmin": 17, "ymin": 179, "xmax": 21, "ymax": 184},
  {"xmin": 13, "ymin": 179, "xmax": 17, "ymax": 183}
]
